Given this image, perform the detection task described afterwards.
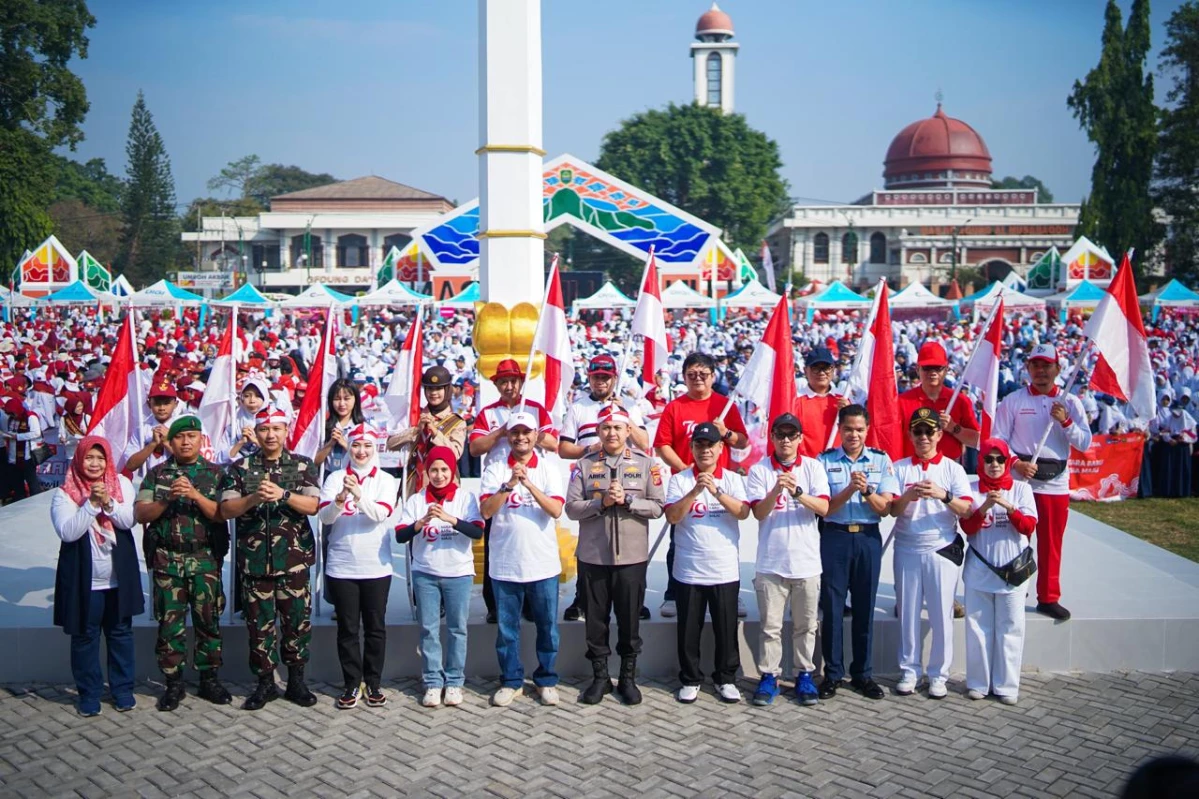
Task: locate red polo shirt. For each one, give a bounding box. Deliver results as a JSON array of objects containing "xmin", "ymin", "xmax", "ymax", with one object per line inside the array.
[
  {"xmin": 794, "ymin": 388, "xmax": 841, "ymax": 458},
  {"xmin": 896, "ymin": 385, "xmax": 979, "ymax": 461},
  {"xmin": 653, "ymin": 392, "xmax": 747, "ymax": 473}
]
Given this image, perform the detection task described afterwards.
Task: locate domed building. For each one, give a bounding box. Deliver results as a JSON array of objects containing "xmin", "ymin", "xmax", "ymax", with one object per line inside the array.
[{"xmin": 767, "ymin": 103, "xmax": 1081, "ymax": 291}]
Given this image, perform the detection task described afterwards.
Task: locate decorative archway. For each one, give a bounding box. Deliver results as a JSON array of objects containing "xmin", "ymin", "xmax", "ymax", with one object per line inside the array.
[{"xmin": 980, "ymin": 259, "xmax": 1014, "ymax": 283}]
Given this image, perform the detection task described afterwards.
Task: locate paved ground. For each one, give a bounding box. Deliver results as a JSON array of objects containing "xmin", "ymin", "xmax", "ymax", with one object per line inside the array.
[{"xmin": 1, "ymin": 672, "xmax": 1197, "ymax": 798}]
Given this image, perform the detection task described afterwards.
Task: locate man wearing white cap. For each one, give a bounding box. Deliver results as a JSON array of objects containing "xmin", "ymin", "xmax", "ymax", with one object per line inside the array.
[{"xmin": 993, "ymin": 344, "xmax": 1091, "ymax": 621}]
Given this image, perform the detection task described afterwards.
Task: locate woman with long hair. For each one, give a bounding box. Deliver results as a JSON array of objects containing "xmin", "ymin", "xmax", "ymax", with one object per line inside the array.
[
  {"xmin": 315, "ymin": 378, "xmax": 365, "ymax": 471},
  {"xmin": 50, "ymin": 437, "xmax": 144, "ymax": 716}
]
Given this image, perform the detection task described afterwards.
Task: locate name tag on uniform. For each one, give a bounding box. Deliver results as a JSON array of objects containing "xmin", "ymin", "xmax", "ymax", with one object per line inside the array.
[{"xmin": 827, "ymin": 466, "xmax": 844, "ymax": 474}]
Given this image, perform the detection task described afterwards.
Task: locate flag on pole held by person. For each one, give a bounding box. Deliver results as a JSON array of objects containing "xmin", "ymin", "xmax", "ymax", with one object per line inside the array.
[
  {"xmin": 760, "ymin": 240, "xmax": 777, "ymax": 293},
  {"xmin": 523, "ymin": 254, "xmax": 573, "ymax": 426},
  {"xmin": 198, "ymin": 306, "xmax": 240, "ymax": 463},
  {"xmin": 87, "ymin": 311, "xmax": 145, "ymax": 472},
  {"xmin": 1083, "ymin": 253, "xmax": 1156, "ymax": 421},
  {"xmin": 958, "ymin": 297, "xmax": 1004, "ymax": 439},
  {"xmin": 843, "ymin": 280, "xmax": 901, "ymax": 458},
  {"xmin": 630, "ymin": 248, "xmax": 668, "ymax": 386},
  {"xmin": 731, "ymin": 294, "xmax": 796, "ymax": 422},
  {"xmin": 383, "ymin": 310, "xmax": 425, "ymax": 429},
  {"xmin": 287, "ymin": 309, "xmax": 339, "ymax": 458}
]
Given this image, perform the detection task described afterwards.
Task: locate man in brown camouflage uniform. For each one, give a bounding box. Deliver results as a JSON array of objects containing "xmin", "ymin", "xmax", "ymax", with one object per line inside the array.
[
  {"xmin": 219, "ymin": 406, "xmax": 321, "ymax": 711},
  {"xmin": 135, "ymin": 415, "xmax": 232, "ymax": 711}
]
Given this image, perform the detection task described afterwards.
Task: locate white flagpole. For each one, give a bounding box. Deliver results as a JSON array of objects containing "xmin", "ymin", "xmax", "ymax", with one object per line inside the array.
[{"xmin": 945, "ymin": 288, "xmax": 1004, "ymax": 415}]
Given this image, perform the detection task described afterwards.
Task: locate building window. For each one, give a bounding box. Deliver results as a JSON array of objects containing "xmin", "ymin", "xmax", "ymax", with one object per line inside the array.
[
  {"xmin": 841, "ymin": 232, "xmax": 857, "ymax": 263},
  {"xmin": 706, "ymin": 53, "xmax": 722, "ymax": 107},
  {"xmin": 813, "ymin": 233, "xmax": 829, "ymax": 264},
  {"xmin": 338, "ymin": 234, "xmax": 369, "ymax": 268},
  {"xmin": 291, "ymin": 233, "xmax": 323, "ymax": 269},
  {"xmin": 870, "ymin": 232, "xmax": 887, "ymax": 264},
  {"xmin": 251, "ymin": 244, "xmax": 281, "ymax": 271},
  {"xmin": 382, "ymin": 232, "xmax": 411, "ymax": 255},
  {"xmin": 909, "ymin": 252, "xmax": 928, "ymax": 264}
]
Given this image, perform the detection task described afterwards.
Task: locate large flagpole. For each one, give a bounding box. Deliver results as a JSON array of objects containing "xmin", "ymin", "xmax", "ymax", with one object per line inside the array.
[{"xmin": 945, "ymin": 288, "xmax": 1004, "ymax": 415}]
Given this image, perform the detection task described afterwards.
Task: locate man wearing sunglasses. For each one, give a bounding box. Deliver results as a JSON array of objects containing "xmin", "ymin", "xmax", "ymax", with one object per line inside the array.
[
  {"xmin": 795, "ymin": 348, "xmax": 848, "ymax": 458},
  {"xmin": 896, "ymin": 342, "xmax": 980, "ymax": 461}
]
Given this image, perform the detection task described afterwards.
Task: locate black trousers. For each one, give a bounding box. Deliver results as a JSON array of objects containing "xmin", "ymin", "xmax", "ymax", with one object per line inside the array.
[
  {"xmin": 663, "ymin": 525, "xmax": 680, "ymax": 602},
  {"xmin": 325, "ymin": 575, "xmax": 391, "ymax": 689},
  {"xmin": 579, "ymin": 560, "xmax": 647, "ymax": 660},
  {"xmin": 675, "ymin": 580, "xmax": 740, "ymax": 686},
  {"xmin": 482, "ymin": 518, "xmax": 495, "ymax": 614}
]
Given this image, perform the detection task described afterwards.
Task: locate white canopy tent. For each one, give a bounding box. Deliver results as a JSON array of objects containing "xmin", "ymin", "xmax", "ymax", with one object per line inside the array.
[
  {"xmin": 356, "ymin": 279, "xmax": 432, "ymax": 307},
  {"xmin": 276, "ymin": 283, "xmax": 357, "ymax": 308},
  {"xmin": 720, "ymin": 278, "xmax": 782, "ymax": 309},
  {"xmin": 660, "ymin": 280, "xmax": 715, "ymax": 309},
  {"xmin": 890, "ymin": 281, "xmax": 958, "ymax": 308},
  {"xmin": 121, "ymin": 279, "xmax": 205, "ymax": 307},
  {"xmin": 971, "ymin": 285, "xmax": 1047, "ymax": 319},
  {"xmin": 572, "ymin": 281, "xmax": 637, "ymax": 311}
]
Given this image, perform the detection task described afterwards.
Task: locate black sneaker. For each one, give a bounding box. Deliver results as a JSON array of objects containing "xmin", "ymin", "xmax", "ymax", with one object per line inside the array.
[
  {"xmin": 364, "ymin": 685, "xmax": 387, "ymax": 708},
  {"xmin": 563, "ymin": 604, "xmax": 584, "ymax": 622},
  {"xmin": 485, "ymin": 610, "xmax": 497, "ymax": 624},
  {"xmin": 1036, "ymin": 602, "xmax": 1071, "ymax": 621},
  {"xmin": 639, "ymin": 605, "xmax": 651, "ymax": 620},
  {"xmin": 850, "ymin": 677, "xmax": 885, "ymax": 700},
  {"xmin": 337, "ymin": 686, "xmax": 360, "ymax": 710}
]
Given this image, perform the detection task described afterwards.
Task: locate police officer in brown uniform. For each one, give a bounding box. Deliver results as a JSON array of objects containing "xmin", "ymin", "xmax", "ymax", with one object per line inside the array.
[{"xmin": 564, "ymin": 405, "xmax": 665, "ymax": 705}]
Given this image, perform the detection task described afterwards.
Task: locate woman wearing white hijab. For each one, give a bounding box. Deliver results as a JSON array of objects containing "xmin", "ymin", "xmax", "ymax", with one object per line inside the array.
[{"xmin": 318, "ymin": 424, "xmax": 399, "ymax": 709}]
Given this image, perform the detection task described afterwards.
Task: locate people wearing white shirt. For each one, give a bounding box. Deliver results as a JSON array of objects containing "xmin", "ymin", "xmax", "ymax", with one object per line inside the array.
[
  {"xmin": 746, "ymin": 413, "xmax": 830, "ymax": 707},
  {"xmin": 664, "ymin": 423, "xmax": 750, "ymax": 704},
  {"xmin": 124, "ymin": 382, "xmax": 183, "ymax": 476},
  {"xmin": 960, "ymin": 439, "xmax": 1038, "ymax": 705},
  {"xmin": 479, "ymin": 411, "xmax": 566, "ymax": 708},
  {"xmin": 889, "ymin": 408, "xmax": 974, "ymax": 699},
  {"xmin": 317, "ymin": 425, "xmax": 399, "ymax": 709}
]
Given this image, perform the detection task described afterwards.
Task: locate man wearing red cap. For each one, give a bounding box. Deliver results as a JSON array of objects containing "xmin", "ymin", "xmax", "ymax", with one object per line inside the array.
[{"xmin": 896, "ymin": 341, "xmax": 980, "ymax": 462}]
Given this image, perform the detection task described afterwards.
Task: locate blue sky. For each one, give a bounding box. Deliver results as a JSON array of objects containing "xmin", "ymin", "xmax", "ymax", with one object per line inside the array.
[{"xmin": 67, "ymin": 0, "xmax": 1186, "ymax": 209}]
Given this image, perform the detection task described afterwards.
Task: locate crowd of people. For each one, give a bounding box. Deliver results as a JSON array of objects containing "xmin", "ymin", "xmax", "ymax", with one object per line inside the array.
[{"xmin": 9, "ymin": 295, "xmax": 1196, "ymax": 716}]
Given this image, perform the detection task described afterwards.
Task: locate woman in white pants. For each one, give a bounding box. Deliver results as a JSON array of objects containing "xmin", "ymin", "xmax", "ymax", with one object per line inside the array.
[
  {"xmin": 889, "ymin": 408, "xmax": 974, "ymax": 699},
  {"xmin": 960, "ymin": 438, "xmax": 1037, "ymax": 705}
]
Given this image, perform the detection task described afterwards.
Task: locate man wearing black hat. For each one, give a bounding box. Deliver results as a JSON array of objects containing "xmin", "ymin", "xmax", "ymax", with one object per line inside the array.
[
  {"xmin": 795, "ymin": 347, "xmax": 848, "ymax": 459},
  {"xmin": 387, "ymin": 364, "xmax": 466, "ymax": 493}
]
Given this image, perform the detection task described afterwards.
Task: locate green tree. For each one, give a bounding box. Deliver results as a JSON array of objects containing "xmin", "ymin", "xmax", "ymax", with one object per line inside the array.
[
  {"xmin": 52, "ymin": 155, "xmax": 124, "ymax": 212},
  {"xmin": 1068, "ymin": 0, "xmax": 1159, "ymax": 272},
  {"xmin": 49, "ymin": 197, "xmax": 121, "ymax": 264},
  {"xmin": 992, "ymin": 175, "xmax": 1055, "ymax": 202},
  {"xmin": 247, "ymin": 164, "xmax": 336, "ymax": 207},
  {"xmin": 117, "ymin": 91, "xmax": 178, "ymax": 285},
  {"xmin": 0, "ymin": 0, "xmax": 95, "ymax": 272},
  {"xmin": 1155, "ymin": 1, "xmax": 1199, "ymax": 284},
  {"xmin": 207, "ymin": 154, "xmax": 262, "ymax": 199},
  {"xmin": 595, "ymin": 103, "xmax": 790, "ymax": 256}
]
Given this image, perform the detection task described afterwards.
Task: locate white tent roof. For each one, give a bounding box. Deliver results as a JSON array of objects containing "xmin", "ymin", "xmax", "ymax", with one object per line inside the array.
[
  {"xmin": 573, "ymin": 281, "xmax": 636, "ymax": 310},
  {"xmin": 110, "ymin": 274, "xmax": 135, "ymax": 297},
  {"xmin": 720, "ymin": 278, "xmax": 782, "ymax": 309},
  {"xmin": 277, "ymin": 283, "xmax": 357, "ymax": 308},
  {"xmin": 122, "ymin": 279, "xmax": 205, "ymax": 306},
  {"xmin": 660, "ymin": 280, "xmax": 715, "ymax": 309},
  {"xmin": 973, "ymin": 285, "xmax": 1047, "ymax": 310},
  {"xmin": 890, "ymin": 281, "xmax": 958, "ymax": 307},
  {"xmin": 356, "ymin": 279, "xmax": 432, "ymax": 306}
]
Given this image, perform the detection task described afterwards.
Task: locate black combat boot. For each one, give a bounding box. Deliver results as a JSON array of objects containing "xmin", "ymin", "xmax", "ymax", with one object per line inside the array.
[
  {"xmin": 284, "ymin": 664, "xmax": 318, "ymax": 707},
  {"xmin": 198, "ymin": 670, "xmax": 233, "ymax": 705},
  {"xmin": 616, "ymin": 656, "xmax": 642, "ymax": 705},
  {"xmin": 580, "ymin": 659, "xmax": 612, "ymax": 705},
  {"xmin": 242, "ymin": 673, "xmax": 280, "ymax": 711},
  {"xmin": 156, "ymin": 674, "xmax": 186, "ymax": 712}
]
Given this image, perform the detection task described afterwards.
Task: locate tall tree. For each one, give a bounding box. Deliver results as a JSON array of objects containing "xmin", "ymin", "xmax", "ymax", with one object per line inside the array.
[
  {"xmin": 0, "ymin": 1, "xmax": 95, "ymax": 272},
  {"xmin": 1155, "ymin": 1, "xmax": 1199, "ymax": 284},
  {"xmin": 246, "ymin": 164, "xmax": 337, "ymax": 207},
  {"xmin": 1067, "ymin": 0, "xmax": 1159, "ymax": 271},
  {"xmin": 52, "ymin": 155, "xmax": 124, "ymax": 212},
  {"xmin": 992, "ymin": 175, "xmax": 1055, "ymax": 202},
  {"xmin": 207, "ymin": 154, "xmax": 262, "ymax": 199},
  {"xmin": 595, "ymin": 103, "xmax": 790, "ymax": 255},
  {"xmin": 117, "ymin": 91, "xmax": 178, "ymax": 285}
]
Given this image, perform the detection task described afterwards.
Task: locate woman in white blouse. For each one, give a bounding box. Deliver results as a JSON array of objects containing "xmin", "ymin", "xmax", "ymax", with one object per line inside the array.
[
  {"xmin": 395, "ymin": 446, "xmax": 484, "ymax": 708},
  {"xmin": 50, "ymin": 436, "xmax": 144, "ymax": 716},
  {"xmin": 317, "ymin": 424, "xmax": 399, "ymax": 710}
]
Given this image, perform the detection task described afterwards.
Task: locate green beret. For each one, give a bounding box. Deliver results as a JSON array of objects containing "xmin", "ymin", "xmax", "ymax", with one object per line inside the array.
[{"xmin": 168, "ymin": 415, "xmax": 203, "ymax": 439}]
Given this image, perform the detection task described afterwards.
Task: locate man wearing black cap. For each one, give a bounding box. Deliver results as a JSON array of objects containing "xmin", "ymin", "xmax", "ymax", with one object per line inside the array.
[
  {"xmin": 387, "ymin": 364, "xmax": 466, "ymax": 493},
  {"xmin": 795, "ymin": 347, "xmax": 847, "ymax": 459}
]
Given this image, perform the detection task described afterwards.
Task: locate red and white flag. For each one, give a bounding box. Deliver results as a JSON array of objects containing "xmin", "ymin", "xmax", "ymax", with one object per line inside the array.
[
  {"xmin": 383, "ymin": 311, "xmax": 425, "ymax": 429},
  {"xmin": 88, "ymin": 312, "xmax": 145, "ymax": 472},
  {"xmin": 630, "ymin": 248, "xmax": 668, "ymax": 386},
  {"xmin": 731, "ymin": 294, "xmax": 796, "ymax": 422},
  {"xmin": 760, "ymin": 240, "xmax": 777, "ymax": 293},
  {"xmin": 957, "ymin": 297, "xmax": 1004, "ymax": 439},
  {"xmin": 843, "ymin": 280, "xmax": 901, "ymax": 458},
  {"xmin": 198, "ymin": 307, "xmax": 239, "ymax": 463},
  {"xmin": 287, "ymin": 309, "xmax": 339, "ymax": 458},
  {"xmin": 523, "ymin": 254, "xmax": 573, "ymax": 426},
  {"xmin": 1083, "ymin": 252, "xmax": 1156, "ymax": 420}
]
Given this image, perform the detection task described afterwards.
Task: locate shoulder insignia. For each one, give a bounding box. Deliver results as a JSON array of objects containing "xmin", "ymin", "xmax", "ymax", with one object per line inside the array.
[
  {"xmin": 650, "ymin": 465, "xmax": 663, "ymax": 486},
  {"xmin": 820, "ymin": 447, "xmax": 839, "ymax": 456},
  {"xmin": 867, "ymin": 447, "xmax": 886, "ymax": 455}
]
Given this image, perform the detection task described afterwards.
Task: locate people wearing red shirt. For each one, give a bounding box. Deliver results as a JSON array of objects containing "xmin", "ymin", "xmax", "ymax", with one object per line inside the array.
[
  {"xmin": 896, "ymin": 342, "xmax": 980, "ymax": 462},
  {"xmin": 794, "ymin": 347, "xmax": 845, "ymax": 458}
]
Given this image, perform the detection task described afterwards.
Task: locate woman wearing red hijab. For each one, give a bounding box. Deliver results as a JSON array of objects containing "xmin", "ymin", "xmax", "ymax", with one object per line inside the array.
[
  {"xmin": 50, "ymin": 437, "xmax": 144, "ymax": 716},
  {"xmin": 960, "ymin": 438, "xmax": 1037, "ymax": 705},
  {"xmin": 4, "ymin": 397, "xmax": 44, "ymax": 499}
]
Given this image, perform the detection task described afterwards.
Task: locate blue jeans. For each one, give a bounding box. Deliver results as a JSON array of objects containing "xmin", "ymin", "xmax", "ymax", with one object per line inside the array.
[
  {"xmin": 412, "ymin": 571, "xmax": 472, "ymax": 689},
  {"xmin": 71, "ymin": 588, "xmax": 135, "ymax": 707},
  {"xmin": 493, "ymin": 576, "xmax": 559, "ymax": 688}
]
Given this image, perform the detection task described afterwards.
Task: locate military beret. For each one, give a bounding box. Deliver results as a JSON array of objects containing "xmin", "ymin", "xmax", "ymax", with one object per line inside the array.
[{"xmin": 167, "ymin": 415, "xmax": 203, "ymax": 439}]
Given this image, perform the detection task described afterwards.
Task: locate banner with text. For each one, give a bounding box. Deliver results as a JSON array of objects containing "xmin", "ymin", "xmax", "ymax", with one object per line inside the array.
[{"xmin": 1069, "ymin": 432, "xmax": 1145, "ymax": 502}]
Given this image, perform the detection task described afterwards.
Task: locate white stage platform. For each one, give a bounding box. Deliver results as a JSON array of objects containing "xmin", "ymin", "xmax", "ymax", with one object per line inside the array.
[{"xmin": 2, "ymin": 480, "xmax": 1197, "ymax": 683}]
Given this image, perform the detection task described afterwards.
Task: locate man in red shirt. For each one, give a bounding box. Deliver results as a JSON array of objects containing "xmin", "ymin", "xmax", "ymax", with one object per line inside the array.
[
  {"xmin": 795, "ymin": 348, "xmax": 845, "ymax": 458},
  {"xmin": 652, "ymin": 353, "xmax": 748, "ymax": 617},
  {"xmin": 896, "ymin": 342, "xmax": 980, "ymax": 462}
]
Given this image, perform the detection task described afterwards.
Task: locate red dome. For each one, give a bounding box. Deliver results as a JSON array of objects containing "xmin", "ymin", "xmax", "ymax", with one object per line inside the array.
[
  {"xmin": 883, "ymin": 105, "xmax": 992, "ymax": 188},
  {"xmin": 696, "ymin": 3, "xmax": 734, "ymax": 37}
]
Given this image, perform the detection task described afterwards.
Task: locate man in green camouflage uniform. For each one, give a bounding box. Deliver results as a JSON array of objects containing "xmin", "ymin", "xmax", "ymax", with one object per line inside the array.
[
  {"xmin": 219, "ymin": 406, "xmax": 321, "ymax": 711},
  {"xmin": 135, "ymin": 415, "xmax": 233, "ymax": 711}
]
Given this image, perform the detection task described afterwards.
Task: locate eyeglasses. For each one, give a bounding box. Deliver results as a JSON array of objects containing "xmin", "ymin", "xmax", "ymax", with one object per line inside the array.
[
  {"xmin": 684, "ymin": 371, "xmax": 712, "ymax": 380},
  {"xmin": 806, "ymin": 364, "xmax": 834, "ymax": 373},
  {"xmin": 920, "ymin": 365, "xmax": 946, "ymax": 372},
  {"xmin": 983, "ymin": 455, "xmax": 1007, "ymax": 465},
  {"xmin": 911, "ymin": 428, "xmax": 936, "ymax": 438},
  {"xmin": 772, "ymin": 430, "xmax": 801, "ymax": 441}
]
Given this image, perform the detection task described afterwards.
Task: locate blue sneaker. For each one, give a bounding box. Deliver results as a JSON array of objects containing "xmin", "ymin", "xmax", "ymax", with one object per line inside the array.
[
  {"xmin": 795, "ymin": 672, "xmax": 820, "ymax": 706},
  {"xmin": 751, "ymin": 673, "xmax": 779, "ymax": 706},
  {"xmin": 77, "ymin": 698, "xmax": 101, "ymax": 717},
  {"xmin": 114, "ymin": 694, "xmax": 136, "ymax": 712}
]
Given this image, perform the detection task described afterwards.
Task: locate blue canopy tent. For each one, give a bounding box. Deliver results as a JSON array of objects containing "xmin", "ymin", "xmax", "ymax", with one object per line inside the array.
[
  {"xmin": 39, "ymin": 280, "xmax": 119, "ymax": 306},
  {"xmin": 211, "ymin": 282, "xmax": 274, "ymax": 307},
  {"xmin": 796, "ymin": 280, "xmax": 871, "ymax": 322},
  {"xmin": 438, "ymin": 282, "xmax": 480, "ymax": 310},
  {"xmin": 1140, "ymin": 279, "xmax": 1199, "ymax": 321},
  {"xmin": 1045, "ymin": 280, "xmax": 1108, "ymax": 322}
]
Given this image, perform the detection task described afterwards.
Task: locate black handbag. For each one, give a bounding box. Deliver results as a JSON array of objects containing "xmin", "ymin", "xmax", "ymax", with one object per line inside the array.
[
  {"xmin": 1015, "ymin": 452, "xmax": 1066, "ymax": 481},
  {"xmin": 935, "ymin": 534, "xmax": 966, "ymax": 567},
  {"xmin": 970, "ymin": 546, "xmax": 1037, "ymax": 588},
  {"xmin": 31, "ymin": 444, "xmax": 52, "ymax": 466}
]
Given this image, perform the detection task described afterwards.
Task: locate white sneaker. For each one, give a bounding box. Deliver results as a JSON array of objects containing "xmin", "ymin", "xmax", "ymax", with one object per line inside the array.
[
  {"xmin": 966, "ymin": 688, "xmax": 987, "ymax": 701},
  {"xmin": 997, "ymin": 694, "xmax": 1018, "ymax": 706},
  {"xmin": 421, "ymin": 688, "xmax": 442, "ymax": 708},
  {"xmin": 660, "ymin": 600, "xmax": 677, "ymax": 618},
  {"xmin": 896, "ymin": 674, "xmax": 918, "ymax": 696},
  {"xmin": 927, "ymin": 678, "xmax": 948, "ymax": 699},
  {"xmin": 676, "ymin": 685, "xmax": 700, "ymax": 703},
  {"xmin": 538, "ymin": 686, "xmax": 560, "ymax": 706},
  {"xmin": 491, "ymin": 686, "xmax": 519, "ymax": 707},
  {"xmin": 716, "ymin": 683, "xmax": 741, "ymax": 703},
  {"xmin": 444, "ymin": 686, "xmax": 464, "ymax": 707},
  {"xmin": 736, "ymin": 596, "xmax": 748, "ymax": 618}
]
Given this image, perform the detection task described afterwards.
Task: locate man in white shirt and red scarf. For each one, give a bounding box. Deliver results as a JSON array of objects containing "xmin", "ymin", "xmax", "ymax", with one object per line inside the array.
[{"xmin": 993, "ymin": 344, "xmax": 1092, "ymax": 620}]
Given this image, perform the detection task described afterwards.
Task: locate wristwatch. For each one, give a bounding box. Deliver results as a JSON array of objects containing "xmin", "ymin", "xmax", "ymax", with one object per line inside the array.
[
  {"xmin": 713, "ymin": 486, "xmax": 723, "ymax": 498},
  {"xmin": 792, "ymin": 485, "xmax": 804, "ymax": 498},
  {"xmin": 282, "ymin": 490, "xmax": 292, "ymax": 503},
  {"xmin": 862, "ymin": 484, "xmax": 874, "ymax": 497},
  {"xmin": 940, "ymin": 492, "xmax": 953, "ymax": 505},
  {"xmin": 722, "ymin": 430, "xmax": 733, "ymax": 442}
]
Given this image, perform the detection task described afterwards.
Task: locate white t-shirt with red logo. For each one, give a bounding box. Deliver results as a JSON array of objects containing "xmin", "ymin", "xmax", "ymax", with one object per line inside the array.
[
  {"xmin": 480, "ymin": 452, "xmax": 566, "ymax": 583},
  {"xmin": 666, "ymin": 467, "xmax": 747, "ymax": 585},
  {"xmin": 398, "ymin": 488, "xmax": 484, "ymax": 579},
  {"xmin": 469, "ymin": 399, "xmax": 555, "ymax": 472},
  {"xmin": 746, "ymin": 456, "xmax": 831, "ymax": 580},
  {"xmin": 963, "ymin": 480, "xmax": 1037, "ymax": 594},
  {"xmin": 316, "ymin": 466, "xmax": 400, "ymax": 580},
  {"xmin": 892, "ymin": 455, "xmax": 975, "ymax": 554}
]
